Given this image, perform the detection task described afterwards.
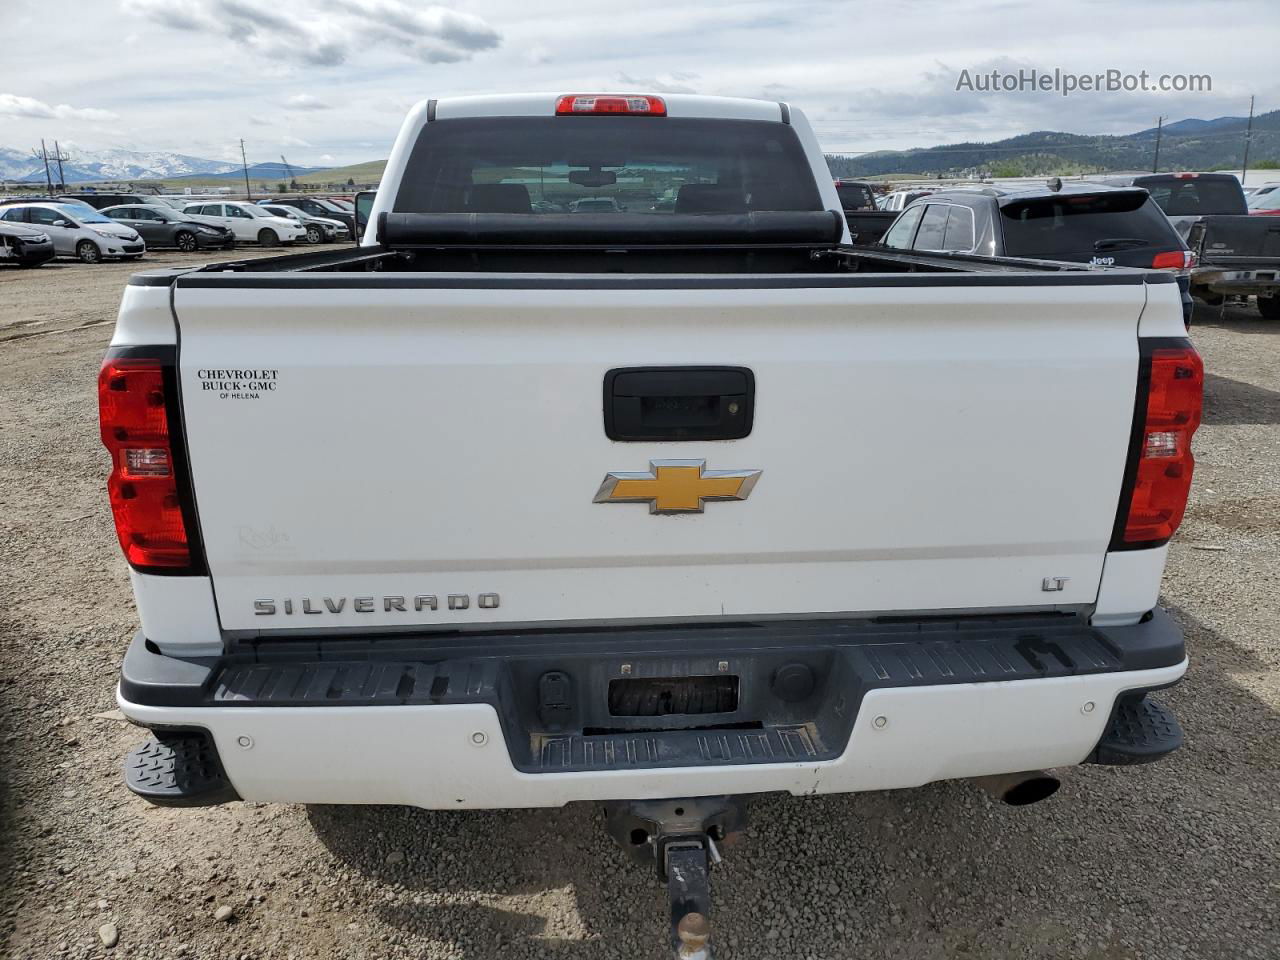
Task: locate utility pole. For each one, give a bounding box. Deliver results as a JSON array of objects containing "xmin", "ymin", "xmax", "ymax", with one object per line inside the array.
[
  {"xmin": 51, "ymin": 140, "xmax": 70, "ymax": 191},
  {"xmin": 33, "ymin": 140, "xmax": 54, "ymax": 194},
  {"xmin": 240, "ymin": 139, "xmax": 253, "ymax": 200},
  {"xmin": 1152, "ymin": 116, "xmax": 1165, "ymax": 173},
  {"xmin": 1241, "ymin": 95, "xmax": 1255, "ymax": 184}
]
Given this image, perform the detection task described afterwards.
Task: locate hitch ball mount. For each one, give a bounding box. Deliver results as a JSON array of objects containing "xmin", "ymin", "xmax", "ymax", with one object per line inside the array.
[{"xmin": 603, "ymin": 796, "xmax": 748, "ymax": 959}]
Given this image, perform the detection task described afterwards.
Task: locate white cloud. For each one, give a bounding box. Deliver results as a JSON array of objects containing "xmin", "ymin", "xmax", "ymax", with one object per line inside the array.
[
  {"xmin": 280, "ymin": 135, "xmax": 312, "ymax": 147},
  {"xmin": 123, "ymin": 0, "xmax": 499, "ymax": 67},
  {"xmin": 0, "ymin": 0, "xmax": 1273, "ymax": 167},
  {"xmin": 0, "ymin": 93, "xmax": 118, "ymax": 122},
  {"xmin": 614, "ymin": 72, "xmax": 701, "ymax": 95},
  {"xmin": 285, "ymin": 94, "xmax": 329, "ymax": 111},
  {"xmin": 319, "ymin": 154, "xmax": 335, "ymax": 162}
]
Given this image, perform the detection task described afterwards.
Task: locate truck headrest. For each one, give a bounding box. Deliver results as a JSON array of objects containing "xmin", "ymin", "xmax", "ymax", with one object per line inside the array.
[{"xmin": 465, "ymin": 184, "xmax": 531, "ymax": 214}]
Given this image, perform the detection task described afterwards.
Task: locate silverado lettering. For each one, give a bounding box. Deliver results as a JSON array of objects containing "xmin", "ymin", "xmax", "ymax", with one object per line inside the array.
[{"xmin": 253, "ymin": 594, "xmax": 499, "ymax": 615}]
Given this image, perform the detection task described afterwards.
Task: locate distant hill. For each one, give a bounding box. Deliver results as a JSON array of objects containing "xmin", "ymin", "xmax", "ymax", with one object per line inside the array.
[
  {"xmin": 173, "ymin": 161, "xmax": 328, "ymax": 181},
  {"xmin": 294, "ymin": 159, "xmax": 385, "ymax": 186},
  {"xmin": 826, "ymin": 110, "xmax": 1280, "ymax": 179}
]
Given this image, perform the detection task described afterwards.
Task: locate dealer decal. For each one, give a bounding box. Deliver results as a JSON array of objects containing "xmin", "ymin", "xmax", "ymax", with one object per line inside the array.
[{"xmin": 196, "ymin": 368, "xmax": 278, "ymax": 400}]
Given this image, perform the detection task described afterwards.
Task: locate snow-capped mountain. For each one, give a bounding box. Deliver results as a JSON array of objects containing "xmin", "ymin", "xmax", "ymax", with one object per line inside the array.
[{"xmin": 0, "ymin": 145, "xmax": 239, "ymax": 183}]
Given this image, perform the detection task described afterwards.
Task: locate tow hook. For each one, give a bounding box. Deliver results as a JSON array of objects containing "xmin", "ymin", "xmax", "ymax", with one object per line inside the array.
[{"xmin": 603, "ymin": 796, "xmax": 747, "ymax": 959}]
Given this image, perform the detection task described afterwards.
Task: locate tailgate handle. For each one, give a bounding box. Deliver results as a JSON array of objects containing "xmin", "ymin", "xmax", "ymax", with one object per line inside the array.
[{"xmin": 604, "ymin": 366, "xmax": 754, "ymax": 441}]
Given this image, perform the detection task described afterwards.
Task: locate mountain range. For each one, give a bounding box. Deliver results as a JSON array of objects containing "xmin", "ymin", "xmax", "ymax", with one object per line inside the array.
[
  {"xmin": 5, "ymin": 110, "xmax": 1276, "ymax": 185},
  {"xmin": 0, "ymin": 146, "xmax": 326, "ymax": 184},
  {"xmin": 826, "ymin": 110, "xmax": 1280, "ymax": 179}
]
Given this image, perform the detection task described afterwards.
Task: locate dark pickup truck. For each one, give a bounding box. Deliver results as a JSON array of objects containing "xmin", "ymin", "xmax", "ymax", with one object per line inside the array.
[
  {"xmin": 834, "ymin": 179, "xmax": 897, "ymax": 246},
  {"xmin": 1092, "ymin": 173, "xmax": 1280, "ymax": 318}
]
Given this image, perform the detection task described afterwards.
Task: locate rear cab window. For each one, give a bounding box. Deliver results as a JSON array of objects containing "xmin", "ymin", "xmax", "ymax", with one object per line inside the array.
[
  {"xmin": 394, "ymin": 117, "xmax": 823, "ymax": 215},
  {"xmin": 1134, "ymin": 175, "xmax": 1247, "ymax": 216},
  {"xmin": 835, "ymin": 182, "xmax": 875, "ymax": 211},
  {"xmin": 999, "ymin": 191, "xmax": 1181, "ymax": 262}
]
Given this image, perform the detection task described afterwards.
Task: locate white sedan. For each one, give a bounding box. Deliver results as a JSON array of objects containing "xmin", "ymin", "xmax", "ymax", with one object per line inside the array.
[{"xmin": 181, "ymin": 201, "xmax": 306, "ymax": 246}]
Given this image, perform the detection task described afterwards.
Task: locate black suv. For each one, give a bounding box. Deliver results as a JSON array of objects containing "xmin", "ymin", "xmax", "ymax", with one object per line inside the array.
[
  {"xmin": 880, "ymin": 182, "xmax": 1195, "ymax": 323},
  {"xmin": 58, "ymin": 193, "xmax": 165, "ymax": 210},
  {"xmin": 1088, "ymin": 173, "xmax": 1279, "ymax": 317}
]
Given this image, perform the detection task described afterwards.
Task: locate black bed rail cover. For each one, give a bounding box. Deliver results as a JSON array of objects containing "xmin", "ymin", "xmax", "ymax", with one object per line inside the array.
[{"xmin": 379, "ymin": 209, "xmax": 844, "ymax": 249}]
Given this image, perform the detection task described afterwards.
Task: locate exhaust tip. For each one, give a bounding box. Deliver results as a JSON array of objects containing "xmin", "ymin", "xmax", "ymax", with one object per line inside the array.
[
  {"xmin": 1001, "ymin": 775, "xmax": 1060, "ymax": 806},
  {"xmin": 972, "ymin": 771, "xmax": 1061, "ymax": 806}
]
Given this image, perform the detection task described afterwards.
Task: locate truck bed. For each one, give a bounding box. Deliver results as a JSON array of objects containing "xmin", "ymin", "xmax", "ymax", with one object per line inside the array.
[{"xmin": 131, "ymin": 216, "xmax": 1128, "ymax": 282}]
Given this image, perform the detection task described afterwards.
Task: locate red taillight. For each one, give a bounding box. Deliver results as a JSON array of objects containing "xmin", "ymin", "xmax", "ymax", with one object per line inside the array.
[
  {"xmin": 99, "ymin": 357, "xmax": 191, "ymax": 569},
  {"xmin": 1151, "ymin": 250, "xmax": 1194, "ymax": 270},
  {"xmin": 1116, "ymin": 343, "xmax": 1203, "ymax": 546},
  {"xmin": 554, "ymin": 94, "xmax": 666, "ymax": 116}
]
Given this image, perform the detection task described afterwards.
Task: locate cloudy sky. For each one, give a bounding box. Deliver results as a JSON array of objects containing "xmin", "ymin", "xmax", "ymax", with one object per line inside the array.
[{"xmin": 2, "ymin": 0, "xmax": 1278, "ymax": 166}]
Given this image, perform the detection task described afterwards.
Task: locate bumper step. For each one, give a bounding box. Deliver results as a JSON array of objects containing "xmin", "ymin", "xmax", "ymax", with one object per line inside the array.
[
  {"xmin": 1088, "ymin": 695, "xmax": 1183, "ymax": 766},
  {"xmin": 124, "ymin": 732, "xmax": 240, "ymax": 807}
]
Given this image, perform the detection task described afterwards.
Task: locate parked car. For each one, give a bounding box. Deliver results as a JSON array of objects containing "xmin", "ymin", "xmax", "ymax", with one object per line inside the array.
[
  {"xmin": 258, "ymin": 196, "xmax": 355, "ymax": 233},
  {"xmin": 100, "ymin": 204, "xmax": 235, "ymax": 251},
  {"xmin": 878, "ymin": 182, "xmax": 1195, "ymax": 323},
  {"xmin": 258, "ymin": 203, "xmax": 350, "ymax": 243},
  {"xmin": 150, "ymin": 197, "xmax": 199, "ymax": 211},
  {"xmin": 181, "ymin": 201, "xmax": 306, "ymax": 246},
  {"xmin": 1090, "ymin": 173, "xmax": 1280, "ymax": 316},
  {"xmin": 569, "ymin": 197, "xmax": 624, "ymax": 213},
  {"xmin": 58, "ymin": 192, "xmax": 164, "ymax": 210},
  {"xmin": 107, "ymin": 93, "xmax": 1197, "ymax": 955},
  {"xmin": 0, "ymin": 202, "xmax": 144, "ymax": 263},
  {"xmin": 880, "ymin": 188, "xmax": 936, "ymax": 212},
  {"xmin": 0, "ymin": 220, "xmax": 56, "ymax": 267},
  {"xmin": 1, "ymin": 195, "xmax": 95, "ymax": 209},
  {"xmin": 1246, "ymin": 184, "xmax": 1280, "ymax": 212}
]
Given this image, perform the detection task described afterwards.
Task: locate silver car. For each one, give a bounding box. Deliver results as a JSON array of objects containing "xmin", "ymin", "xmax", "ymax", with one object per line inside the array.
[{"xmin": 0, "ymin": 202, "xmax": 145, "ymax": 263}]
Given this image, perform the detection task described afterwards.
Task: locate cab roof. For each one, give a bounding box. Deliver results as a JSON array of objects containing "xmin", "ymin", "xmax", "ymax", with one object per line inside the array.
[{"xmin": 425, "ymin": 93, "xmax": 788, "ymax": 123}]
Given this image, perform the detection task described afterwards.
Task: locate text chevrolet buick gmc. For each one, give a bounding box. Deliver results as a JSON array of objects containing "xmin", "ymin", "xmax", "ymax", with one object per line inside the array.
[{"xmin": 104, "ymin": 93, "xmax": 1201, "ymax": 953}]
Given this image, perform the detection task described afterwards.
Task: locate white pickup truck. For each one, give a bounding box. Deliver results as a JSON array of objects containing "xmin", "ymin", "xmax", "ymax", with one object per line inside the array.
[{"xmin": 104, "ymin": 93, "xmax": 1201, "ymax": 952}]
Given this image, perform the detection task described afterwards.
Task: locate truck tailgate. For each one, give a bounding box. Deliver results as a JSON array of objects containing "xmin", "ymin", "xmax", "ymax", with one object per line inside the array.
[
  {"xmin": 172, "ymin": 275, "xmax": 1145, "ymax": 634},
  {"xmin": 1193, "ymin": 215, "xmax": 1280, "ymax": 262}
]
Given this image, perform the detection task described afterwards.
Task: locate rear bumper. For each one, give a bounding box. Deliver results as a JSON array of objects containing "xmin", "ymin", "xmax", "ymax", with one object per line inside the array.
[
  {"xmin": 117, "ymin": 610, "xmax": 1187, "ymax": 808},
  {"xmin": 1191, "ymin": 265, "xmax": 1280, "ymax": 296}
]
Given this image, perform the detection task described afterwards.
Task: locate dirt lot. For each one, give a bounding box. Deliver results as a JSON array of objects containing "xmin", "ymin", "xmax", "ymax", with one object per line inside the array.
[{"xmin": 1, "ymin": 255, "xmax": 1277, "ymax": 960}]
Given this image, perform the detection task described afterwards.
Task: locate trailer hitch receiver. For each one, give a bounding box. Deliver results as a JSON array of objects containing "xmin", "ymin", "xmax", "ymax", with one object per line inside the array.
[{"xmin": 604, "ymin": 796, "xmax": 748, "ymax": 959}]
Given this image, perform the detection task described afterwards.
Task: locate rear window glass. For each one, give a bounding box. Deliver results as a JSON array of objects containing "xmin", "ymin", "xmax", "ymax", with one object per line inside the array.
[
  {"xmin": 395, "ymin": 117, "xmax": 822, "ymax": 215},
  {"xmin": 835, "ymin": 183, "xmax": 875, "ymax": 211},
  {"xmin": 1135, "ymin": 176, "xmax": 1246, "ymax": 216},
  {"xmin": 999, "ymin": 192, "xmax": 1179, "ymax": 259}
]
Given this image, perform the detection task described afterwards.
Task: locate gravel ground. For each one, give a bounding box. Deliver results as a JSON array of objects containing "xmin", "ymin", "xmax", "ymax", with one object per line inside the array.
[{"xmin": 1, "ymin": 256, "xmax": 1277, "ymax": 960}]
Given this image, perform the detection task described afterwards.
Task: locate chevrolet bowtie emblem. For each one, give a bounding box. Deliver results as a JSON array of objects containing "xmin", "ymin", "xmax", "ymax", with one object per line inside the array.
[{"xmin": 593, "ymin": 459, "xmax": 762, "ymax": 514}]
